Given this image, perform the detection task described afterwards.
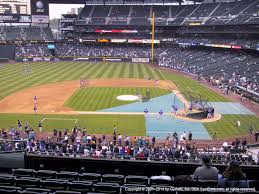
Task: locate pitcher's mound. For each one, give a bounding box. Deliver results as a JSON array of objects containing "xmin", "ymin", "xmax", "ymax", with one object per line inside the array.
[{"xmin": 116, "ymin": 95, "xmax": 139, "ymax": 101}]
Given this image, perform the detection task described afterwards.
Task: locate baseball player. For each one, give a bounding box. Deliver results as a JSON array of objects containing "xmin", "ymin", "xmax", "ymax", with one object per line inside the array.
[
  {"xmin": 33, "ymin": 105, "xmax": 37, "ymax": 114},
  {"xmin": 33, "ymin": 96, "xmax": 37, "ymax": 104},
  {"xmin": 144, "ymin": 108, "xmax": 149, "ymax": 118},
  {"xmin": 17, "ymin": 120, "xmax": 22, "ymax": 130},
  {"xmin": 158, "ymin": 109, "xmax": 163, "ymax": 120},
  {"xmin": 172, "ymin": 105, "xmax": 178, "ymax": 117}
]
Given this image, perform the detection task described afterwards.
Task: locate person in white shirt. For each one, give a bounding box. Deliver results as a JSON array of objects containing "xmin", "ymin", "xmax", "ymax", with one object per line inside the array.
[
  {"xmin": 182, "ymin": 131, "xmax": 187, "ymax": 139},
  {"xmin": 87, "ymin": 135, "xmax": 92, "ymax": 143},
  {"xmin": 64, "ymin": 135, "xmax": 69, "ymax": 143},
  {"xmin": 118, "ymin": 134, "xmax": 122, "ymax": 146},
  {"xmin": 76, "ymin": 136, "xmax": 81, "ymax": 144}
]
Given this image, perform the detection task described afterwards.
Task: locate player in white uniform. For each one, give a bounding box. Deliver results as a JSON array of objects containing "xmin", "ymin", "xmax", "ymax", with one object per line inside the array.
[{"xmin": 34, "ymin": 96, "xmax": 37, "ymax": 104}]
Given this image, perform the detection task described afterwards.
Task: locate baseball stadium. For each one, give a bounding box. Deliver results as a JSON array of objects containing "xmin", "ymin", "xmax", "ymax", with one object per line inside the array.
[{"xmin": 0, "ymin": 0, "xmax": 259, "ymax": 194}]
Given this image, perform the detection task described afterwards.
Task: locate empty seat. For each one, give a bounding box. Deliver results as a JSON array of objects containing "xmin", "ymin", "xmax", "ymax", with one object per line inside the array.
[
  {"xmin": 0, "ymin": 188, "xmax": 19, "ymax": 194},
  {"xmin": 87, "ymin": 193, "xmax": 107, "ymax": 194},
  {"xmin": 79, "ymin": 173, "xmax": 101, "ymax": 183},
  {"xmin": 197, "ymin": 179, "xmax": 218, "ymax": 187},
  {"xmin": 102, "ymin": 174, "xmax": 125, "ymax": 184},
  {"xmin": 25, "ymin": 188, "xmax": 51, "ymax": 193},
  {"xmin": 41, "ymin": 179, "xmax": 68, "ymax": 191},
  {"xmin": 93, "ymin": 182, "xmax": 120, "ymax": 194},
  {"xmin": 121, "ymin": 184, "xmax": 148, "ymax": 194},
  {"xmin": 56, "ymin": 171, "xmax": 78, "ymax": 181},
  {"xmin": 68, "ymin": 180, "xmax": 92, "ymax": 193},
  {"xmin": 150, "ymin": 175, "xmax": 173, "ymax": 186},
  {"xmin": 15, "ymin": 177, "xmax": 41, "ymax": 188},
  {"xmin": 18, "ymin": 191, "xmax": 48, "ymax": 194},
  {"xmin": 12, "ymin": 169, "xmax": 34, "ymax": 177},
  {"xmin": 174, "ymin": 175, "xmax": 195, "ymax": 187},
  {"xmin": 0, "ymin": 186, "xmax": 22, "ymax": 194},
  {"xmin": 35, "ymin": 170, "xmax": 56, "ymax": 179},
  {"xmin": 54, "ymin": 191, "xmax": 81, "ymax": 194},
  {"xmin": 125, "ymin": 175, "xmax": 149, "ymax": 185},
  {"xmin": 0, "ymin": 175, "xmax": 14, "ymax": 186}
]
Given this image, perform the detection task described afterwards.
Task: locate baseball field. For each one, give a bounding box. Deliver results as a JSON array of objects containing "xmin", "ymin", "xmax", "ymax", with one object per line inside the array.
[{"xmin": 0, "ymin": 61, "xmax": 258, "ymax": 139}]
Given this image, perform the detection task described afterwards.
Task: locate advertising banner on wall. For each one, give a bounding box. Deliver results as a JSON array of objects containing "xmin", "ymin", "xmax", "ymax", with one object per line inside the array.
[
  {"xmin": 103, "ymin": 58, "xmax": 122, "ymax": 62},
  {"xmin": 19, "ymin": 15, "xmax": 32, "ymax": 23},
  {"xmin": 128, "ymin": 39, "xmax": 143, "ymax": 44},
  {"xmin": 0, "ymin": 15, "xmax": 19, "ymax": 23},
  {"xmin": 132, "ymin": 58, "xmax": 150, "ymax": 63},
  {"xmin": 111, "ymin": 39, "xmax": 127, "ymax": 43}
]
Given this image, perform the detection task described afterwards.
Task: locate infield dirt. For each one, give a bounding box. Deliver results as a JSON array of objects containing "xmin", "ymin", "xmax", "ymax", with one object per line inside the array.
[{"xmin": 0, "ymin": 79, "xmax": 176, "ymax": 114}]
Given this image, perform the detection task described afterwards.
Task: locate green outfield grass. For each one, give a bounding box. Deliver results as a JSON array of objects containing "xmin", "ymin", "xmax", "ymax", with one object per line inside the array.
[
  {"xmin": 0, "ymin": 62, "xmax": 226, "ymax": 102},
  {"xmin": 162, "ymin": 70, "xmax": 230, "ymax": 102},
  {"xmin": 0, "ymin": 62, "xmax": 163, "ymax": 100},
  {"xmin": 65, "ymin": 87, "xmax": 171, "ymax": 111},
  {"xmin": 0, "ymin": 113, "xmax": 146, "ymax": 136},
  {"xmin": 204, "ymin": 115, "xmax": 259, "ymax": 139},
  {"xmin": 1, "ymin": 61, "xmax": 256, "ymax": 139}
]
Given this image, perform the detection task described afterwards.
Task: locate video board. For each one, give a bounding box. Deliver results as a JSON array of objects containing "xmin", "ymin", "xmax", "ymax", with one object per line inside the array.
[{"xmin": 0, "ymin": 0, "xmax": 31, "ymax": 15}]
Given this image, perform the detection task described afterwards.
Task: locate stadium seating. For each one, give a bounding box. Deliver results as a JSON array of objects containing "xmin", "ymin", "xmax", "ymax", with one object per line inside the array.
[
  {"xmin": 1, "ymin": 27, "xmax": 53, "ymax": 41},
  {"xmin": 125, "ymin": 175, "xmax": 149, "ymax": 185},
  {"xmin": 34, "ymin": 170, "xmax": 57, "ymax": 179},
  {"xmin": 76, "ymin": 0, "xmax": 259, "ymax": 26},
  {"xmin": 78, "ymin": 173, "xmax": 102, "ymax": 183},
  {"xmin": 0, "ymin": 167, "xmax": 257, "ymax": 194}
]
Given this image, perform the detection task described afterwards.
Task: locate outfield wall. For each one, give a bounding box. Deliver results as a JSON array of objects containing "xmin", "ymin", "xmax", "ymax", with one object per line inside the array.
[{"xmin": 16, "ymin": 57, "xmax": 157, "ymax": 64}]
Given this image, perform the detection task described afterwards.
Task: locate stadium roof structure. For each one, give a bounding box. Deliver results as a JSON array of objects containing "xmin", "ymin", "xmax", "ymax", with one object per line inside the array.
[
  {"xmin": 48, "ymin": 0, "xmax": 239, "ymax": 4},
  {"xmin": 49, "ymin": 0, "xmax": 182, "ymax": 3},
  {"xmin": 49, "ymin": 0, "xmax": 216, "ymax": 4}
]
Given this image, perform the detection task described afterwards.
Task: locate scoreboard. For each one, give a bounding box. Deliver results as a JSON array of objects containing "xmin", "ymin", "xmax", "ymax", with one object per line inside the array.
[
  {"xmin": 0, "ymin": 0, "xmax": 49, "ymax": 23},
  {"xmin": 0, "ymin": 0, "xmax": 31, "ymax": 15}
]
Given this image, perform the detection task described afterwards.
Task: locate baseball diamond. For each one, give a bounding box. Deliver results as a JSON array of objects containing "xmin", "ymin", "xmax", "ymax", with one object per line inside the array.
[{"xmin": 0, "ymin": 1, "xmax": 259, "ymax": 192}]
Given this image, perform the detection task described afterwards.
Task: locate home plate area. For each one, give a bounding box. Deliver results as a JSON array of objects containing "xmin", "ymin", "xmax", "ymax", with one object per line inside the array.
[{"xmin": 98, "ymin": 93, "xmax": 255, "ymax": 140}]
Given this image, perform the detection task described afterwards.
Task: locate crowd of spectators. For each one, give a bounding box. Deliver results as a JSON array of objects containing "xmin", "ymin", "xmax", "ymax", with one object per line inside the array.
[
  {"xmin": 15, "ymin": 42, "xmax": 258, "ymax": 94},
  {"xmin": 158, "ymin": 45, "xmax": 259, "ymax": 93},
  {"xmin": 1, "ymin": 121, "xmax": 258, "ymax": 166},
  {"xmin": 56, "ymin": 44, "xmax": 150, "ymax": 58},
  {"xmin": 16, "ymin": 44, "xmax": 52, "ymax": 58}
]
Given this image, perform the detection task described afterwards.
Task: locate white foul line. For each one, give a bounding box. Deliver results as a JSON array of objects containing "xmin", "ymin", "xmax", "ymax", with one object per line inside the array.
[{"xmin": 40, "ymin": 118, "xmax": 78, "ymax": 123}]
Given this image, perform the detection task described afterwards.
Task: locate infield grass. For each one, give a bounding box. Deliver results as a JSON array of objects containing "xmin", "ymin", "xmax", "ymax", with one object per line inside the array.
[
  {"xmin": 65, "ymin": 87, "xmax": 171, "ymax": 111},
  {"xmin": 1, "ymin": 61, "xmax": 256, "ymax": 139}
]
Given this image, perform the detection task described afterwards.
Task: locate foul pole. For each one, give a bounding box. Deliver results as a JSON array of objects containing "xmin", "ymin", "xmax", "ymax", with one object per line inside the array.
[{"xmin": 151, "ymin": 12, "xmax": 155, "ymax": 64}]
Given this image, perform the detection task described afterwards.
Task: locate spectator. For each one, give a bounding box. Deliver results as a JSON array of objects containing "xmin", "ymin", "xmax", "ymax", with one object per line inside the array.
[
  {"xmin": 38, "ymin": 121, "xmax": 42, "ymax": 133},
  {"xmin": 188, "ymin": 131, "xmax": 192, "ymax": 141},
  {"xmin": 242, "ymin": 138, "xmax": 247, "ymax": 147},
  {"xmin": 152, "ymin": 136, "xmax": 156, "ymax": 147},
  {"xmin": 213, "ymin": 132, "xmax": 217, "ymax": 140},
  {"xmin": 249, "ymin": 125, "xmax": 253, "ymax": 135},
  {"xmin": 255, "ymin": 131, "xmax": 259, "ymax": 142},
  {"xmin": 192, "ymin": 155, "xmax": 219, "ymax": 180},
  {"xmin": 219, "ymin": 160, "xmax": 248, "ymax": 188},
  {"xmin": 118, "ymin": 134, "xmax": 122, "ymax": 146}
]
